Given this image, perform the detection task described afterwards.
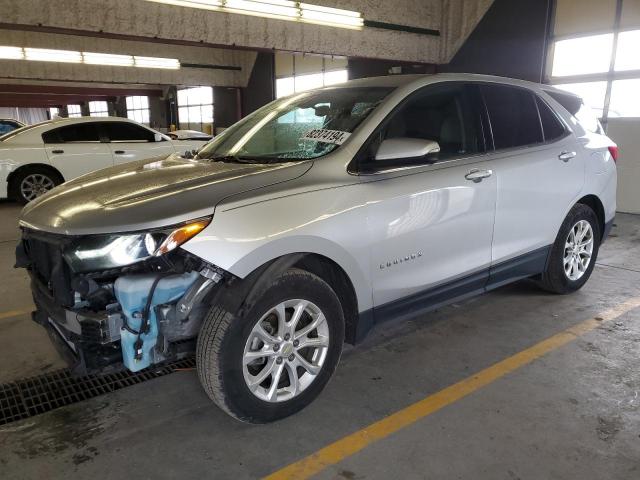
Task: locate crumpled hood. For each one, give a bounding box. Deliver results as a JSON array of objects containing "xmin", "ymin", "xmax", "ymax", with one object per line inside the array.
[{"xmin": 20, "ymin": 154, "xmax": 312, "ymax": 235}]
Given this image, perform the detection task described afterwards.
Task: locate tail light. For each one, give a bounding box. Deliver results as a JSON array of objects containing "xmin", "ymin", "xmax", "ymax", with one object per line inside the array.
[{"xmin": 608, "ymin": 145, "xmax": 619, "ymax": 163}]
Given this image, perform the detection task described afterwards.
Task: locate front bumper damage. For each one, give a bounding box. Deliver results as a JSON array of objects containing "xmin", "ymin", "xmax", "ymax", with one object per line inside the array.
[{"xmin": 18, "ymin": 229, "xmax": 224, "ymax": 376}]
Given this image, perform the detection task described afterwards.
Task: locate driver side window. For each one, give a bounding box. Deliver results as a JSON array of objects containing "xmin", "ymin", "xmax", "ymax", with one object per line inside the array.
[{"xmin": 373, "ymin": 83, "xmax": 485, "ymax": 164}]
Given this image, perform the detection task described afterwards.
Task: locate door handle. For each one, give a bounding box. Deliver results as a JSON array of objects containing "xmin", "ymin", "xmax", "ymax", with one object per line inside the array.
[
  {"xmin": 51, "ymin": 149, "xmax": 64, "ymax": 154},
  {"xmin": 114, "ymin": 150, "xmax": 126, "ymax": 154},
  {"xmin": 465, "ymin": 169, "xmax": 493, "ymax": 183},
  {"xmin": 558, "ymin": 151, "xmax": 576, "ymax": 162}
]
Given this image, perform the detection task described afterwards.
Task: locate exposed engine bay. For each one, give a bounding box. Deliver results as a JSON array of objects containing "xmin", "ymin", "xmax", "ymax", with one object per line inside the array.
[{"xmin": 16, "ymin": 226, "xmax": 225, "ymax": 375}]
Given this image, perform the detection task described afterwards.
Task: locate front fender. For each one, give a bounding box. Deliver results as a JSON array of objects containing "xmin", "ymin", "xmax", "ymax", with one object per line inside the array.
[{"xmin": 182, "ymin": 234, "xmax": 373, "ymax": 312}]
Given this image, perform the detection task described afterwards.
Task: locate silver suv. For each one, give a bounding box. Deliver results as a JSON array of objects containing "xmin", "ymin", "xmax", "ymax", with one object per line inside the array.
[{"xmin": 17, "ymin": 74, "xmax": 617, "ymax": 422}]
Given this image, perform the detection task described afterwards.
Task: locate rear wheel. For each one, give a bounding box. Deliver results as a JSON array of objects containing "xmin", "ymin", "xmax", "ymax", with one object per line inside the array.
[
  {"xmin": 196, "ymin": 268, "xmax": 345, "ymax": 423},
  {"xmin": 538, "ymin": 203, "xmax": 601, "ymax": 294},
  {"xmin": 9, "ymin": 167, "xmax": 63, "ymax": 204}
]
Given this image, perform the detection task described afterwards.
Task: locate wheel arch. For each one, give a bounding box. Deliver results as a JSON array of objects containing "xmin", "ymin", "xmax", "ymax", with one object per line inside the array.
[
  {"xmin": 7, "ymin": 163, "xmax": 65, "ymax": 200},
  {"xmin": 207, "ymin": 249, "xmax": 368, "ymax": 346},
  {"xmin": 576, "ymin": 194, "xmax": 605, "ymax": 239}
]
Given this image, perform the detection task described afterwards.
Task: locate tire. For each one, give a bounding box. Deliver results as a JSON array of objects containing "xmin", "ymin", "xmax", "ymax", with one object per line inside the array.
[
  {"xmin": 9, "ymin": 167, "xmax": 63, "ymax": 204},
  {"xmin": 537, "ymin": 203, "xmax": 601, "ymax": 294},
  {"xmin": 196, "ymin": 268, "xmax": 345, "ymax": 423}
]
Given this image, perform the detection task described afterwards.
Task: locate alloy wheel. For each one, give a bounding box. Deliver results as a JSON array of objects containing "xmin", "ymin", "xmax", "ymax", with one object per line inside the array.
[
  {"xmin": 242, "ymin": 299, "xmax": 330, "ymax": 403},
  {"xmin": 563, "ymin": 220, "xmax": 594, "ymax": 281},
  {"xmin": 20, "ymin": 174, "xmax": 55, "ymax": 202}
]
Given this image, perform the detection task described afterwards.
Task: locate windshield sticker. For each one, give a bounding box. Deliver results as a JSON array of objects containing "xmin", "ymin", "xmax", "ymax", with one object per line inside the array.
[{"xmin": 301, "ymin": 129, "xmax": 351, "ymax": 145}]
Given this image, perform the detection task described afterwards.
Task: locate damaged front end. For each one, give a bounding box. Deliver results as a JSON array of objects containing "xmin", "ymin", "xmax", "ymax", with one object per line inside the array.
[{"xmin": 16, "ymin": 220, "xmax": 224, "ymax": 375}]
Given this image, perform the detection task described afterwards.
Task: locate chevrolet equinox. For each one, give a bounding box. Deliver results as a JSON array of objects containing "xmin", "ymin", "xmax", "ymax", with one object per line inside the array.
[{"xmin": 16, "ymin": 74, "xmax": 617, "ymax": 423}]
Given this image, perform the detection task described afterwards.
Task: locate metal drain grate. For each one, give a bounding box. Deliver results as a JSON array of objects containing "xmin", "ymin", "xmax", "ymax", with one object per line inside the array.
[{"xmin": 0, "ymin": 357, "xmax": 195, "ymax": 426}]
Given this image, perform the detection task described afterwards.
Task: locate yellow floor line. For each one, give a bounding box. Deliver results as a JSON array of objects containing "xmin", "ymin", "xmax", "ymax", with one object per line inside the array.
[
  {"xmin": 0, "ymin": 308, "xmax": 33, "ymax": 321},
  {"xmin": 264, "ymin": 296, "xmax": 640, "ymax": 480}
]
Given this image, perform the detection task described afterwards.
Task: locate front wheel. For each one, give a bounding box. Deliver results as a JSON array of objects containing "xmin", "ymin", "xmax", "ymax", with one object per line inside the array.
[
  {"xmin": 537, "ymin": 203, "xmax": 601, "ymax": 294},
  {"xmin": 196, "ymin": 268, "xmax": 345, "ymax": 423}
]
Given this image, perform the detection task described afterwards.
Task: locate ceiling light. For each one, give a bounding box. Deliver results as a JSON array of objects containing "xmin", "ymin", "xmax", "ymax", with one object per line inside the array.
[
  {"xmin": 0, "ymin": 46, "xmax": 24, "ymax": 60},
  {"xmin": 141, "ymin": 0, "xmax": 363, "ymax": 29},
  {"xmin": 0, "ymin": 45, "xmax": 181, "ymax": 69},
  {"xmin": 83, "ymin": 52, "xmax": 135, "ymax": 67},
  {"xmin": 134, "ymin": 56, "xmax": 181, "ymax": 69},
  {"xmin": 300, "ymin": 3, "xmax": 364, "ymax": 28},
  {"xmin": 225, "ymin": 0, "xmax": 298, "ymax": 18},
  {"xmin": 145, "ymin": 0, "xmax": 222, "ymax": 10},
  {"xmin": 25, "ymin": 48, "xmax": 83, "ymax": 63}
]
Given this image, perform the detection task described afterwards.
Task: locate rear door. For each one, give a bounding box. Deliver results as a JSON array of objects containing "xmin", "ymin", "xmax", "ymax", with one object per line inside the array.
[
  {"xmin": 480, "ymin": 84, "xmax": 584, "ymax": 272},
  {"xmin": 102, "ymin": 122, "xmax": 174, "ymax": 164},
  {"xmin": 43, "ymin": 122, "xmax": 114, "ymax": 180}
]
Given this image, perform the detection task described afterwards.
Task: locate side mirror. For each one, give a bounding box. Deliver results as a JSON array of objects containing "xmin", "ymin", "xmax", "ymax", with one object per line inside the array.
[
  {"xmin": 154, "ymin": 133, "xmax": 164, "ymax": 142},
  {"xmin": 375, "ymin": 138, "xmax": 440, "ymax": 162}
]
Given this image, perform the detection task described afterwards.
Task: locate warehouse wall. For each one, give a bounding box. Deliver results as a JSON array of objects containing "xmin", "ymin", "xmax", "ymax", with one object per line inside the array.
[
  {"xmin": 242, "ymin": 53, "xmax": 275, "ymax": 117},
  {"xmin": 1, "ymin": 0, "xmax": 501, "ymax": 65},
  {"xmin": 608, "ymin": 119, "xmax": 640, "ymax": 214},
  {"xmin": 1, "ymin": 0, "xmax": 441, "ymax": 64},
  {"xmin": 443, "ymin": 0, "xmax": 552, "ymax": 82}
]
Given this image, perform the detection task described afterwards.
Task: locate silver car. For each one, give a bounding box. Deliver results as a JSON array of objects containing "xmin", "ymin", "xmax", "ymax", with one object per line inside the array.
[{"xmin": 17, "ymin": 74, "xmax": 617, "ymax": 422}]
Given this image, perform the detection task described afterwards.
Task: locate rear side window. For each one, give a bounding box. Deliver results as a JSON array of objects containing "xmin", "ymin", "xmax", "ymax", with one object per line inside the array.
[
  {"xmin": 42, "ymin": 123, "xmax": 101, "ymax": 143},
  {"xmin": 535, "ymin": 97, "xmax": 566, "ymax": 142},
  {"xmin": 104, "ymin": 122, "xmax": 155, "ymax": 142},
  {"xmin": 0, "ymin": 121, "xmax": 20, "ymax": 135},
  {"xmin": 482, "ymin": 85, "xmax": 543, "ymax": 150},
  {"xmin": 545, "ymin": 90, "xmax": 603, "ymax": 134}
]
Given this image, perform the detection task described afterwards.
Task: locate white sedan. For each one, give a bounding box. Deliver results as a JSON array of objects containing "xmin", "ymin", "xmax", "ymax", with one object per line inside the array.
[{"xmin": 0, "ymin": 117, "xmax": 210, "ymax": 203}]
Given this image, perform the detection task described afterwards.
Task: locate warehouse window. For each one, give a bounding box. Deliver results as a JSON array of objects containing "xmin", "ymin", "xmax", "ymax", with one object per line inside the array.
[
  {"xmin": 49, "ymin": 107, "xmax": 60, "ymax": 119},
  {"xmin": 275, "ymin": 53, "xmax": 349, "ymax": 98},
  {"xmin": 276, "ymin": 70, "xmax": 348, "ymax": 98},
  {"xmin": 609, "ymin": 79, "xmax": 640, "ymax": 118},
  {"xmin": 551, "ymin": 34, "xmax": 614, "ymax": 77},
  {"xmin": 177, "ymin": 87, "xmax": 213, "ymax": 132},
  {"xmin": 549, "ymin": 0, "xmax": 640, "ymax": 122},
  {"xmin": 615, "ymin": 29, "xmax": 640, "ymax": 71},
  {"xmin": 89, "ymin": 101, "xmax": 109, "ymax": 117},
  {"xmin": 67, "ymin": 104, "xmax": 82, "ymax": 118},
  {"xmin": 126, "ymin": 96, "xmax": 150, "ymax": 125},
  {"xmin": 554, "ymin": 82, "xmax": 608, "ymax": 117}
]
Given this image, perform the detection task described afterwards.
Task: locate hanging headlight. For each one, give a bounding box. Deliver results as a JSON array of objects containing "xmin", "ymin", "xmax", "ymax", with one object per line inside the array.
[{"xmin": 63, "ymin": 218, "xmax": 210, "ymax": 272}]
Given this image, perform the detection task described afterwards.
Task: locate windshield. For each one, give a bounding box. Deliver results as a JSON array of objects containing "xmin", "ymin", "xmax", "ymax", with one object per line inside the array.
[{"xmin": 196, "ymin": 87, "xmax": 393, "ymax": 162}]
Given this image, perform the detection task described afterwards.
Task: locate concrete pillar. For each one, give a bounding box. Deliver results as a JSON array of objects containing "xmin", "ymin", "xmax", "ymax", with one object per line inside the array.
[{"xmin": 213, "ymin": 86, "xmax": 241, "ymax": 133}]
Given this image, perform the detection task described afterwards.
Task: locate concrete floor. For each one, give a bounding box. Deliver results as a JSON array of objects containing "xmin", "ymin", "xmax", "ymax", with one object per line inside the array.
[{"xmin": 0, "ymin": 202, "xmax": 639, "ymax": 479}]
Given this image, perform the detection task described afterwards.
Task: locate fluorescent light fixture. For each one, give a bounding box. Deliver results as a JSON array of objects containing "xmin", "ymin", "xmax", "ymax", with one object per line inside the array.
[
  {"xmin": 142, "ymin": 0, "xmax": 363, "ymax": 29},
  {"xmin": 225, "ymin": 0, "xmax": 298, "ymax": 18},
  {"xmin": 300, "ymin": 3, "xmax": 363, "ymax": 28},
  {"xmin": 25, "ymin": 48, "xmax": 83, "ymax": 63},
  {"xmin": 134, "ymin": 56, "xmax": 181, "ymax": 69},
  {"xmin": 0, "ymin": 46, "xmax": 24, "ymax": 60},
  {"xmin": 0, "ymin": 45, "xmax": 180, "ymax": 69},
  {"xmin": 83, "ymin": 52, "xmax": 135, "ymax": 67}
]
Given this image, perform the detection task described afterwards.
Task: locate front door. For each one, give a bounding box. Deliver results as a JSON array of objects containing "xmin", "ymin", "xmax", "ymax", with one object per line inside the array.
[{"xmin": 359, "ymin": 83, "xmax": 497, "ymax": 312}]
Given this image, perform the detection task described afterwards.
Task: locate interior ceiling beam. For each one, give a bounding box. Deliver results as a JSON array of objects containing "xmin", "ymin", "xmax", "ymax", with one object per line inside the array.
[{"xmin": 0, "ymin": 84, "xmax": 162, "ymax": 97}]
